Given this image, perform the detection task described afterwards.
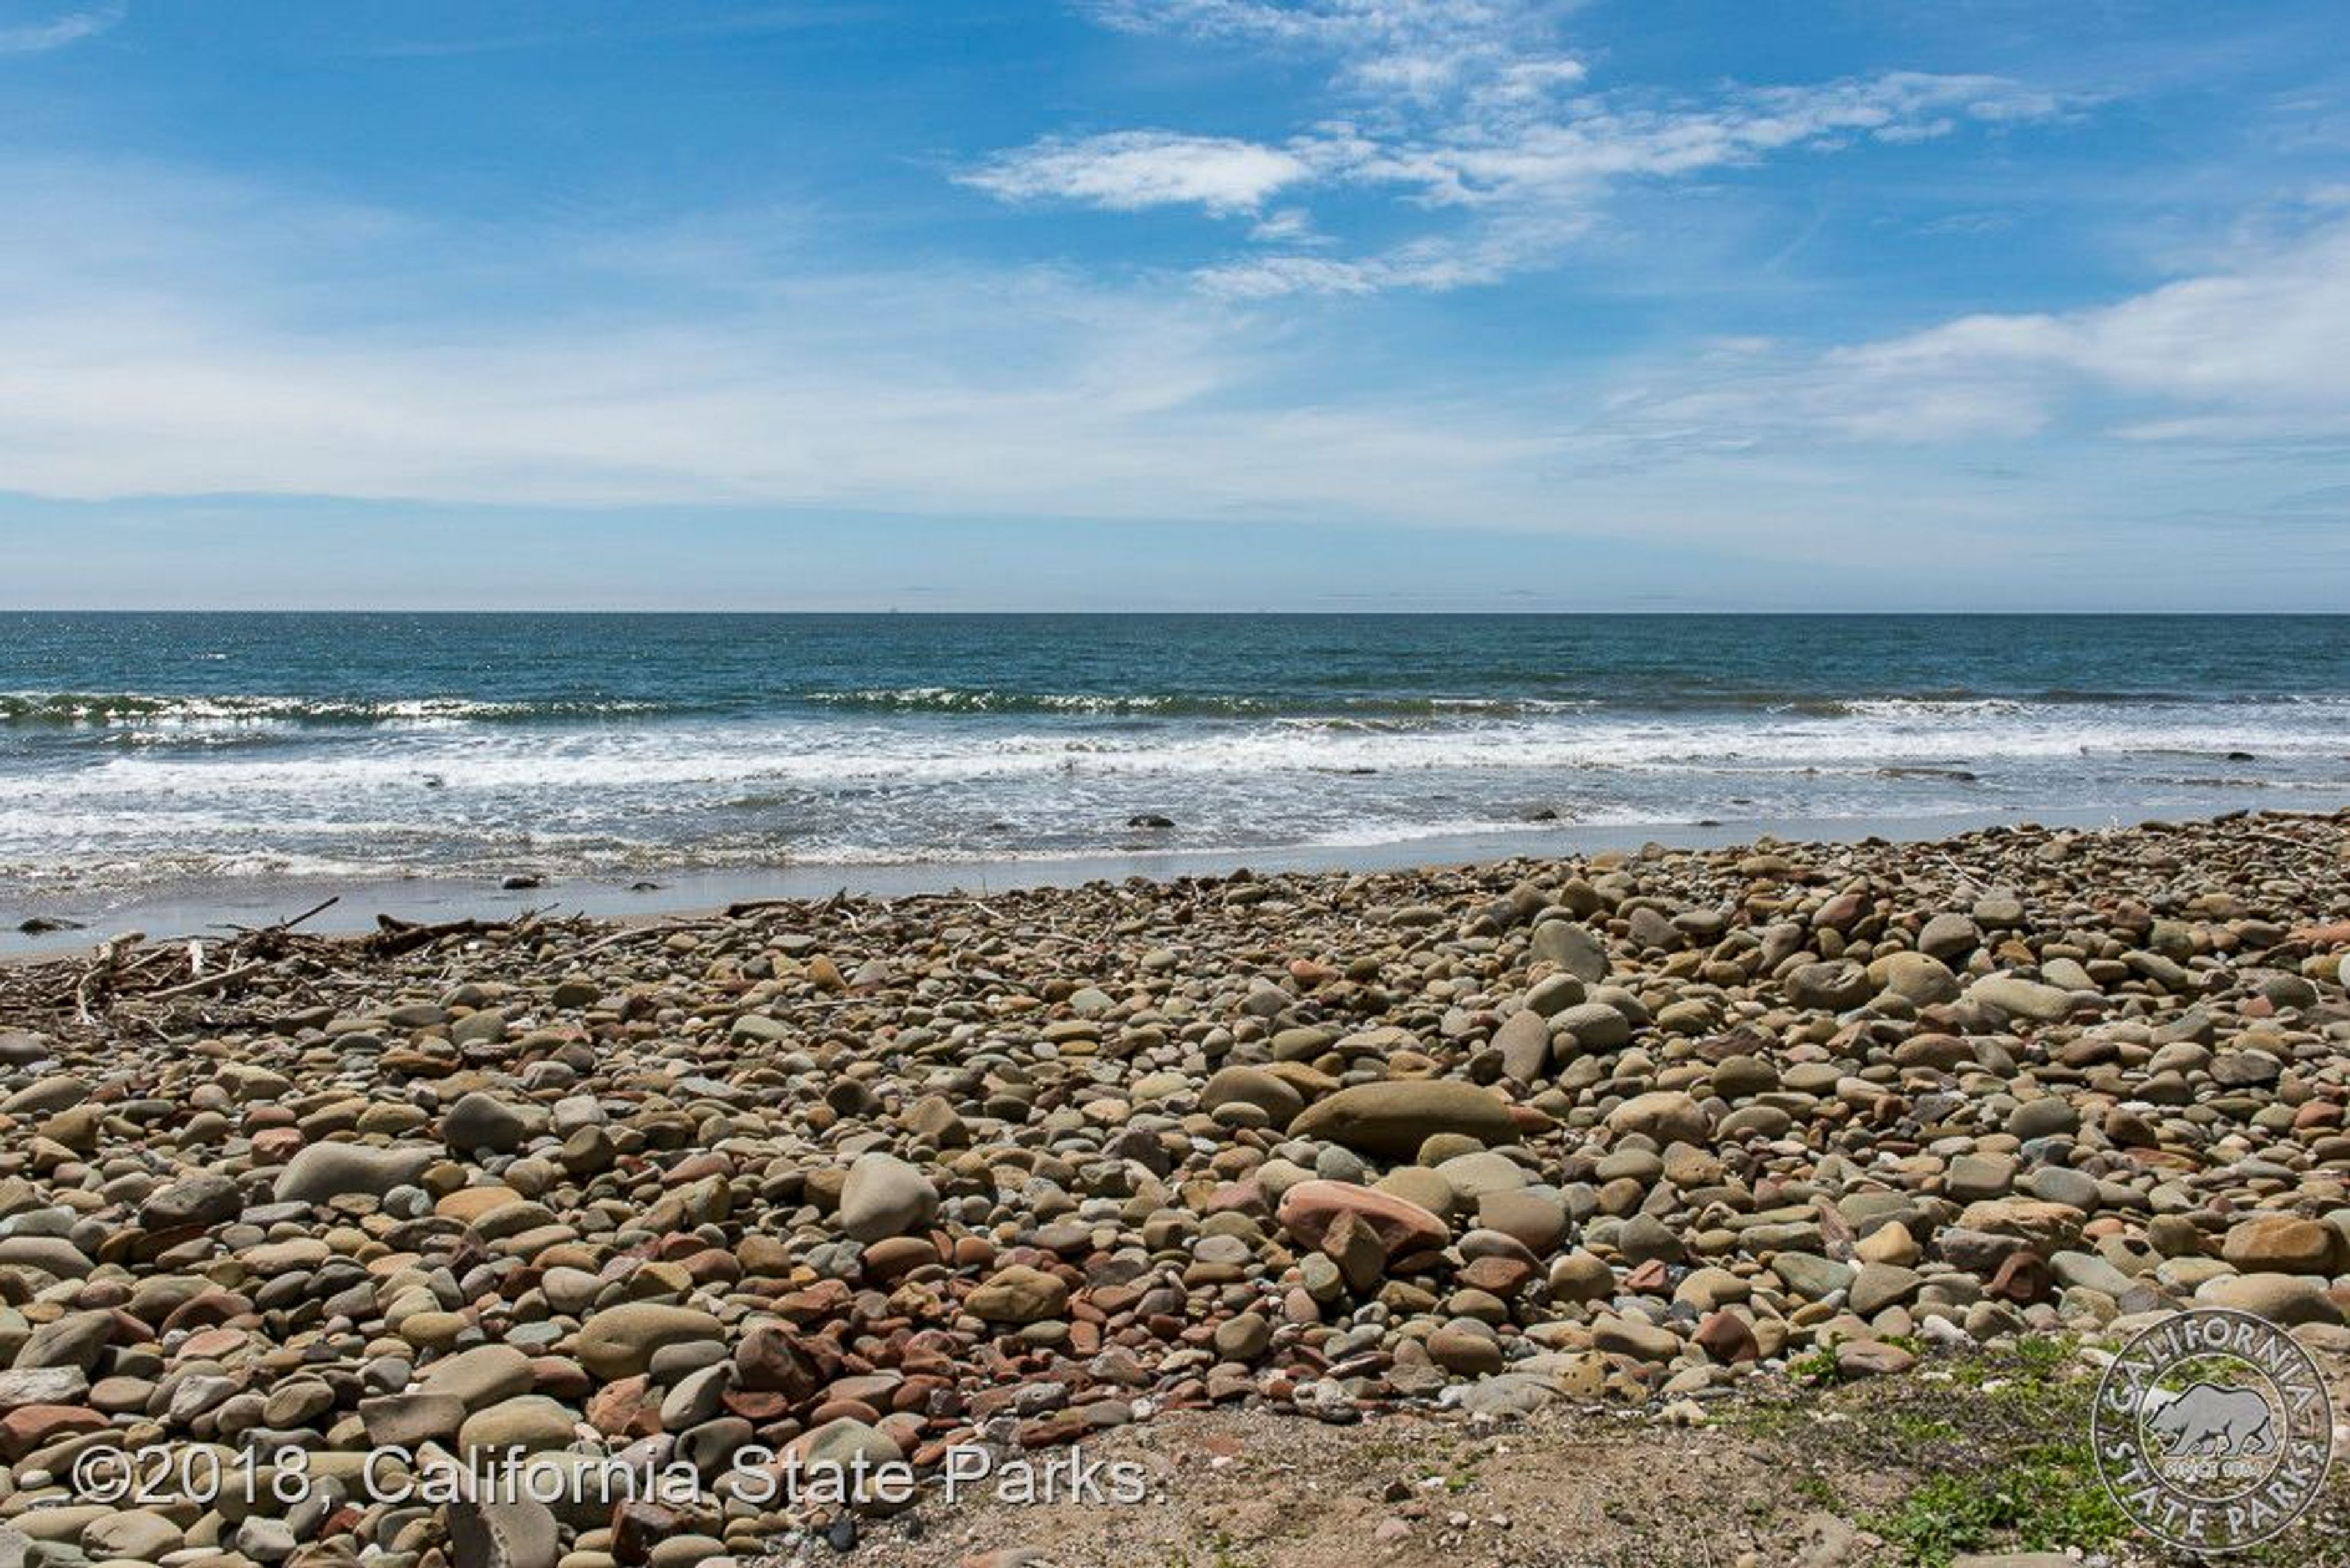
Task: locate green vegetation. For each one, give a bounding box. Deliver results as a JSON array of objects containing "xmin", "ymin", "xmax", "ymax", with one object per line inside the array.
[
  {"xmin": 1856, "ymin": 1334, "xmax": 2127, "ymax": 1566},
  {"xmin": 1863, "ymin": 1439, "xmax": 2132, "ymax": 1567}
]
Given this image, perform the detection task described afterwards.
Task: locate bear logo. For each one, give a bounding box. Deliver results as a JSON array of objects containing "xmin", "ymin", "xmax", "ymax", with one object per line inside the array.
[{"xmin": 2146, "ymin": 1381, "xmax": 2275, "ymax": 1457}]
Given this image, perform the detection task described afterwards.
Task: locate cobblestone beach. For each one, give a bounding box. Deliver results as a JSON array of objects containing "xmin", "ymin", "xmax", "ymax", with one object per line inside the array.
[{"xmin": 2, "ymin": 810, "xmax": 2348, "ymax": 1567}]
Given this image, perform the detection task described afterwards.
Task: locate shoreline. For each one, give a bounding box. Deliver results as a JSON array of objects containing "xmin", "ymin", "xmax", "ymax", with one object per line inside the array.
[{"xmin": 9, "ymin": 798, "xmax": 2346, "ymax": 958}]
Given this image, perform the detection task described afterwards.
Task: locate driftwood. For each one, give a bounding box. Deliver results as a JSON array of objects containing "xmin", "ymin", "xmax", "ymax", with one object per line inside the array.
[
  {"xmin": 140, "ymin": 960, "xmax": 273, "ymax": 1002},
  {"xmin": 367, "ymin": 914, "xmax": 502, "ymax": 956},
  {"xmin": 0, "ymin": 897, "xmax": 589, "ymax": 1031},
  {"xmin": 725, "ymin": 887, "xmax": 849, "ymax": 920},
  {"xmin": 723, "ymin": 897, "xmax": 797, "ymax": 918}
]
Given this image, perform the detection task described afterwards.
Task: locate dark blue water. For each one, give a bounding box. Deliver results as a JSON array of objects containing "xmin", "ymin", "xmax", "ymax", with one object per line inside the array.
[{"xmin": 2, "ymin": 613, "xmax": 2346, "ymax": 892}]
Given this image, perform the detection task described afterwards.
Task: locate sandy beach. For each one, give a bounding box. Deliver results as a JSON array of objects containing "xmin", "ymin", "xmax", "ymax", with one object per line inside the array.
[{"xmin": 2, "ymin": 807, "xmax": 2346, "ymax": 1566}]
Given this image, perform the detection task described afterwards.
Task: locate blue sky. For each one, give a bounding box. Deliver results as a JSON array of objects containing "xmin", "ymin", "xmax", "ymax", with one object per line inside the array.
[{"xmin": 2, "ymin": 0, "xmax": 2346, "ymax": 610}]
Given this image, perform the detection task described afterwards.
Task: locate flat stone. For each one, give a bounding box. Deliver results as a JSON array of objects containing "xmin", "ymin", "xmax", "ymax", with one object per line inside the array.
[
  {"xmin": 1771, "ymin": 1253, "xmax": 1854, "ymax": 1301},
  {"xmin": 10, "ymin": 1310, "xmax": 111, "ymax": 1373},
  {"xmin": 460, "ymin": 1395, "xmax": 580, "ymax": 1458},
  {"xmin": 1848, "ymin": 1263, "xmax": 1923, "ymax": 1315},
  {"xmin": 1968, "ymin": 975, "xmax": 2077, "ymax": 1023},
  {"xmin": 1530, "ymin": 920, "xmax": 1608, "ymax": 982},
  {"xmin": 573, "ymin": 1304, "xmax": 725, "ymax": 1380},
  {"xmin": 364, "ymin": 1391, "xmax": 469, "ymax": 1448},
  {"xmin": 1917, "ymin": 914, "xmax": 1982, "ymax": 961},
  {"xmin": 1493, "ymin": 1009, "xmax": 1553, "ymax": 1084},
  {"xmin": 2220, "ymin": 1214, "xmax": 2340, "ymax": 1274},
  {"xmin": 967, "ymin": 1264, "xmax": 1069, "ymax": 1325},
  {"xmin": 138, "ymin": 1172, "xmax": 244, "ymax": 1230},
  {"xmin": 0, "ymin": 1367, "xmax": 88, "ymax": 1412},
  {"xmin": 1276, "ymin": 1179, "xmax": 1448, "ymax": 1255},
  {"xmin": 1200, "ymin": 1066, "xmax": 1306, "ymax": 1123},
  {"xmin": 1477, "ymin": 1189, "xmax": 1567, "ymax": 1254},
  {"xmin": 0, "ymin": 1237, "xmax": 92, "ymax": 1279},
  {"xmin": 2195, "ymin": 1272, "xmax": 2344, "ymax": 1326},
  {"xmin": 1788, "ymin": 960, "xmax": 1873, "ymax": 1012},
  {"xmin": 1288, "ymin": 1080, "xmax": 1516, "ymax": 1158},
  {"xmin": 1836, "ymin": 1340, "xmax": 1917, "ymax": 1377},
  {"xmin": 1591, "ymin": 1315, "xmax": 1682, "ymax": 1361},
  {"xmin": 1551, "ymin": 1001, "xmax": 1631, "ymax": 1053},
  {"xmin": 419, "ymin": 1345, "xmax": 536, "ymax": 1411},
  {"xmin": 80, "ymin": 1510, "xmax": 184, "ymax": 1560},
  {"xmin": 272, "ymin": 1141, "xmax": 437, "ymax": 1206},
  {"xmin": 2050, "ymin": 1250, "xmax": 2137, "ymax": 1297},
  {"xmin": 1874, "ymin": 951, "xmax": 1960, "ymax": 1005},
  {"xmin": 1604, "ymin": 1090, "xmax": 1707, "ymax": 1144},
  {"xmin": 0, "ymin": 1074, "xmax": 88, "ymax": 1116},
  {"xmin": 1427, "ymin": 1322, "xmax": 1505, "ymax": 1375},
  {"xmin": 447, "ymin": 1491, "xmax": 561, "ymax": 1568},
  {"xmin": 2007, "ymin": 1098, "xmax": 2079, "ymax": 1141}
]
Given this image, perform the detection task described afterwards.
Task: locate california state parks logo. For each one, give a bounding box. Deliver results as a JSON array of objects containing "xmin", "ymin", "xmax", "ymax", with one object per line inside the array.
[{"xmin": 2092, "ymin": 1308, "xmax": 2335, "ymax": 1550}]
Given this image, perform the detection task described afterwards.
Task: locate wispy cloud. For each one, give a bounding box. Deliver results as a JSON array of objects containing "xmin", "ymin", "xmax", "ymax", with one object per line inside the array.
[
  {"xmin": 959, "ymin": 130, "xmax": 1313, "ymax": 217},
  {"xmin": 967, "ymin": 4, "xmax": 2077, "ymax": 294},
  {"xmin": 1084, "ymin": 1, "xmax": 1572, "ymax": 100},
  {"xmin": 0, "ymin": 1, "xmax": 122, "ymax": 55},
  {"xmin": 1578, "ymin": 215, "xmax": 2350, "ymax": 455},
  {"xmin": 0, "ymin": 155, "xmax": 1573, "ymax": 531}
]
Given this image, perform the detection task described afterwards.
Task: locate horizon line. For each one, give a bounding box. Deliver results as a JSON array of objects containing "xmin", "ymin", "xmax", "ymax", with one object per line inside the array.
[{"xmin": 6, "ymin": 607, "xmax": 2350, "ymax": 619}]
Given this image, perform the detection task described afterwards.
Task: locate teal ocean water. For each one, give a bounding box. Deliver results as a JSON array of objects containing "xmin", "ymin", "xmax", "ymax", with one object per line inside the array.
[{"xmin": 2, "ymin": 613, "xmax": 2346, "ymax": 895}]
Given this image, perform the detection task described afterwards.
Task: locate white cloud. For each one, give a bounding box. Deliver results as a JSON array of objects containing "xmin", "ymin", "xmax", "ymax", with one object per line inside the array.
[
  {"xmin": 970, "ymin": 7, "xmax": 2073, "ymax": 294},
  {"xmin": 1, "ymin": 155, "xmax": 2337, "ymax": 608},
  {"xmin": 1198, "ymin": 207, "xmax": 1591, "ymax": 295},
  {"xmin": 0, "ymin": 1, "xmax": 121, "ymax": 54},
  {"xmin": 1085, "ymin": 0, "xmax": 1565, "ymax": 99},
  {"xmin": 1247, "ymin": 205, "xmax": 1319, "ymax": 243},
  {"xmin": 0, "ymin": 156, "xmax": 1570, "ymax": 529},
  {"xmin": 1334, "ymin": 73, "xmax": 2064, "ymax": 206},
  {"xmin": 1838, "ymin": 221, "xmax": 2350, "ymax": 422},
  {"xmin": 958, "ymin": 130, "xmax": 1312, "ymax": 216},
  {"xmin": 1584, "ymin": 218, "xmax": 2350, "ymax": 450}
]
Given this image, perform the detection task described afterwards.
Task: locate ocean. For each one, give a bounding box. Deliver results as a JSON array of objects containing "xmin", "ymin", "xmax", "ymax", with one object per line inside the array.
[{"xmin": 4, "ymin": 612, "xmax": 2347, "ymax": 938}]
